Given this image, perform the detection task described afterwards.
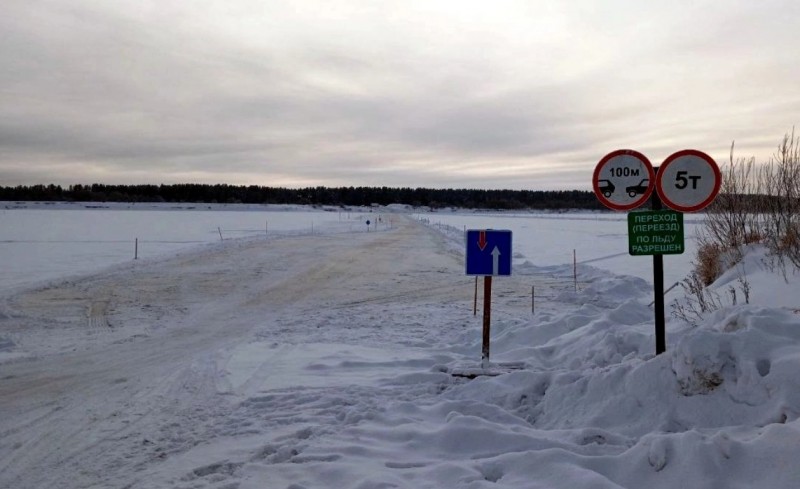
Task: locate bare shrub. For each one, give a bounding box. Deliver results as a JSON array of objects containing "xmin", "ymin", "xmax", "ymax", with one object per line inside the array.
[
  {"xmin": 675, "ymin": 129, "xmax": 799, "ymax": 325},
  {"xmin": 701, "ymin": 144, "xmax": 762, "ymax": 252},
  {"xmin": 780, "ymin": 224, "xmax": 800, "ymax": 252},
  {"xmin": 695, "ymin": 242, "xmax": 722, "ymax": 286},
  {"xmin": 674, "ymin": 141, "xmax": 762, "ymax": 324},
  {"xmin": 759, "ymin": 128, "xmax": 800, "ymax": 268},
  {"xmin": 672, "ymin": 269, "xmax": 725, "ymax": 326},
  {"xmin": 691, "ymin": 142, "xmax": 761, "ymax": 285},
  {"xmin": 743, "ymin": 229, "xmax": 763, "ymax": 245}
]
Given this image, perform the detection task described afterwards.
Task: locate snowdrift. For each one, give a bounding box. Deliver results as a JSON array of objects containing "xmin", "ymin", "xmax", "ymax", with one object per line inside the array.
[{"xmin": 207, "ymin": 241, "xmax": 800, "ymax": 488}]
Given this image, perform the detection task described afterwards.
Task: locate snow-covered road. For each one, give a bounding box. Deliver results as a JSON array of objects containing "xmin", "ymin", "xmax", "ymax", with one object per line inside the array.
[{"xmin": 0, "ymin": 215, "xmax": 490, "ymax": 487}]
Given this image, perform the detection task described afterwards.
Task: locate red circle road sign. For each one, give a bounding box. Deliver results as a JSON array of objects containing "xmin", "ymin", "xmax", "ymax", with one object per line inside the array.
[
  {"xmin": 656, "ymin": 150, "xmax": 721, "ymax": 212},
  {"xmin": 593, "ymin": 149, "xmax": 655, "ymax": 211}
]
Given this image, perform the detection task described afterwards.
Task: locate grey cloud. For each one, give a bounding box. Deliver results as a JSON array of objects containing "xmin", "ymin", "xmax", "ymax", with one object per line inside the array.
[
  {"xmin": 1, "ymin": 2, "xmax": 595, "ymax": 183},
  {"xmin": 1, "ymin": 1, "xmax": 798, "ymax": 189}
]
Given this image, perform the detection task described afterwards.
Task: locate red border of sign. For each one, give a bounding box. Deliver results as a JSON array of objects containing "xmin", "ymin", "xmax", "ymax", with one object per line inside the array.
[
  {"xmin": 656, "ymin": 149, "xmax": 721, "ymax": 212},
  {"xmin": 592, "ymin": 149, "xmax": 655, "ymax": 211}
]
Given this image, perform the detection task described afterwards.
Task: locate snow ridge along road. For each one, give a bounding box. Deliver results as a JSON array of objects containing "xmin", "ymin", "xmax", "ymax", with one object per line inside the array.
[{"xmin": 0, "ymin": 215, "xmax": 494, "ymax": 488}]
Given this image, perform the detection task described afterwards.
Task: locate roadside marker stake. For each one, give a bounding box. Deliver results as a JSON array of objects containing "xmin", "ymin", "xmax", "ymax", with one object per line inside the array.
[{"xmin": 573, "ymin": 249, "xmax": 577, "ymax": 292}]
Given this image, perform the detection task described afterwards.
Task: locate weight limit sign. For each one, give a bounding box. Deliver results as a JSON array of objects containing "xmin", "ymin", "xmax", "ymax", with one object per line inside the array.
[{"xmin": 656, "ymin": 150, "xmax": 721, "ymax": 212}]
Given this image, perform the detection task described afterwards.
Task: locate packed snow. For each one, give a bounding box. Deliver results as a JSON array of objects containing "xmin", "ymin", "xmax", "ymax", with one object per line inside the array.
[{"xmin": 1, "ymin": 204, "xmax": 799, "ymax": 488}]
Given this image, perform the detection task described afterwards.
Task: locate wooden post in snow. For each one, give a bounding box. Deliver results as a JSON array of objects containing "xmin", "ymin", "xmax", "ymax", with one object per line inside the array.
[
  {"xmin": 482, "ymin": 276, "xmax": 492, "ymax": 369},
  {"xmin": 473, "ymin": 276, "xmax": 478, "ymax": 316},
  {"xmin": 573, "ymin": 249, "xmax": 577, "ymax": 292},
  {"xmin": 531, "ymin": 285, "xmax": 534, "ymax": 314}
]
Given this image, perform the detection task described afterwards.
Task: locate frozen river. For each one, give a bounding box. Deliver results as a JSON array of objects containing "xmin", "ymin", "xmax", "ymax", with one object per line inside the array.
[
  {"xmin": 415, "ymin": 210, "xmax": 705, "ymax": 289},
  {"xmin": 1, "ymin": 203, "xmax": 704, "ymax": 296}
]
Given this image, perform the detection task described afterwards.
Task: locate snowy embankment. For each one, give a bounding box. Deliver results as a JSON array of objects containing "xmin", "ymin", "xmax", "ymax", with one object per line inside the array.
[{"xmin": 1, "ymin": 213, "xmax": 799, "ymax": 488}]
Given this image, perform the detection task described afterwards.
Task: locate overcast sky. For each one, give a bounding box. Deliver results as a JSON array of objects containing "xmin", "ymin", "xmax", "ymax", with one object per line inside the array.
[{"xmin": 1, "ymin": 1, "xmax": 798, "ymax": 190}]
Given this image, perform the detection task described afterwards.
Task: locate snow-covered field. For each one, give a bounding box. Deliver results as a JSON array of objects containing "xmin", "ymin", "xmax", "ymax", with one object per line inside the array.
[{"xmin": 1, "ymin": 204, "xmax": 799, "ymax": 488}]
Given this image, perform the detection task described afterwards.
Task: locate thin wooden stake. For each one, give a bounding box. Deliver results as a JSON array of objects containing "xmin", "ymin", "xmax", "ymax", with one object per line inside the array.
[
  {"xmin": 573, "ymin": 249, "xmax": 577, "ymax": 292},
  {"xmin": 531, "ymin": 285, "xmax": 534, "ymax": 314},
  {"xmin": 135, "ymin": 238, "xmax": 138, "ymax": 260},
  {"xmin": 473, "ymin": 276, "xmax": 478, "ymax": 316}
]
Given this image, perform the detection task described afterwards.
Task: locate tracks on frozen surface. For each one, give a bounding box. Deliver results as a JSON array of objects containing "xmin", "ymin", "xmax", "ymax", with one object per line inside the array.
[{"xmin": 88, "ymin": 299, "xmax": 110, "ymax": 328}]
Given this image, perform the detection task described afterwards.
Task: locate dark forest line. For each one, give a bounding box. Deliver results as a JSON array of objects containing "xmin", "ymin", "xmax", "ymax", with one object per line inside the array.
[{"xmin": 0, "ymin": 184, "xmax": 604, "ymax": 210}]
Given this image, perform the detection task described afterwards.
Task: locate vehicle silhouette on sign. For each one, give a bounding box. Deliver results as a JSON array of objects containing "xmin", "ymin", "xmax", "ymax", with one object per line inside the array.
[
  {"xmin": 626, "ymin": 178, "xmax": 650, "ymax": 197},
  {"xmin": 598, "ymin": 179, "xmax": 615, "ymax": 198}
]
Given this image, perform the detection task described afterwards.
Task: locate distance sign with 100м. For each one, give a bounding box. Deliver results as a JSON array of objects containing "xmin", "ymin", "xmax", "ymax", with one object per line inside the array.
[{"xmin": 592, "ymin": 150, "xmax": 655, "ymax": 211}]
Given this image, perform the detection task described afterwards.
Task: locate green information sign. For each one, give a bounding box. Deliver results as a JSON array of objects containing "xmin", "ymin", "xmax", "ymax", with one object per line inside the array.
[{"xmin": 627, "ymin": 210, "xmax": 684, "ymax": 255}]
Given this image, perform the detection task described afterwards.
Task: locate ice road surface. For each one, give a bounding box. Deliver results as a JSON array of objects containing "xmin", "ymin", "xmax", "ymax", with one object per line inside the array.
[{"xmin": 1, "ymin": 210, "xmax": 800, "ymax": 488}]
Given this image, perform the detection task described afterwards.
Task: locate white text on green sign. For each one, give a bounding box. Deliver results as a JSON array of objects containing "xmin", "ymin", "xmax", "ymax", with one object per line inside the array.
[{"xmin": 627, "ymin": 210, "xmax": 684, "ymax": 255}]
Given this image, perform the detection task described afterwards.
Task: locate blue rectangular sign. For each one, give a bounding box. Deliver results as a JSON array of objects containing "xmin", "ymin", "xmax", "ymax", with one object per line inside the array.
[{"xmin": 465, "ymin": 229, "xmax": 512, "ymax": 276}]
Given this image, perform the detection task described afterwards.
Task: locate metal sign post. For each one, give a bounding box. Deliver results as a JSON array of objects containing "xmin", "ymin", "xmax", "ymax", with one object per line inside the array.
[{"xmin": 651, "ymin": 168, "xmax": 667, "ymax": 355}]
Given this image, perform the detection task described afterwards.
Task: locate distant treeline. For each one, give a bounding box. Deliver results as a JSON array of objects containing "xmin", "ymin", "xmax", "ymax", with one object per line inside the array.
[{"xmin": 0, "ymin": 184, "xmax": 604, "ymax": 210}]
